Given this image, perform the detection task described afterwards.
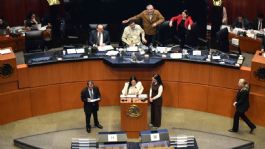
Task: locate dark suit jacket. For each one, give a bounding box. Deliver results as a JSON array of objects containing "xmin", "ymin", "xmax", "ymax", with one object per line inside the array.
[
  {"xmin": 235, "ymin": 88, "xmax": 250, "ymax": 113},
  {"xmin": 252, "ymin": 18, "xmax": 265, "ymax": 30},
  {"xmin": 88, "ymin": 30, "xmax": 110, "ymax": 46},
  {"xmin": 232, "ymin": 18, "xmax": 251, "ymax": 29},
  {"xmin": 81, "ymin": 86, "xmax": 101, "ymax": 112}
]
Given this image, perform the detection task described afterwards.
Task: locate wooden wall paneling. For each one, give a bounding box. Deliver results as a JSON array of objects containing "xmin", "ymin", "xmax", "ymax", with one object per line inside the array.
[
  {"xmin": 178, "ymin": 62, "xmax": 210, "ymax": 84},
  {"xmin": 207, "ymin": 86, "xmax": 236, "ymax": 117},
  {"xmin": 209, "ymin": 66, "xmax": 244, "ymax": 89},
  {"xmin": 17, "ymin": 64, "xmax": 30, "ymax": 88},
  {"xmin": 96, "ymin": 81, "xmax": 123, "ymax": 106},
  {"xmin": 178, "ymin": 83, "xmax": 208, "ymax": 111},
  {"xmin": 0, "ymin": 89, "xmax": 32, "ymax": 124},
  {"xmin": 28, "ymin": 63, "xmax": 62, "ymax": 87},
  {"xmin": 248, "ymin": 93, "xmax": 265, "ymax": 126},
  {"xmin": 164, "ymin": 61, "xmax": 180, "ymax": 82},
  {"xmin": 163, "ymin": 82, "xmax": 179, "ymax": 107},
  {"xmin": 60, "ymin": 82, "xmax": 84, "ymax": 110},
  {"xmin": 30, "ymin": 85, "xmax": 61, "ymax": 116}
]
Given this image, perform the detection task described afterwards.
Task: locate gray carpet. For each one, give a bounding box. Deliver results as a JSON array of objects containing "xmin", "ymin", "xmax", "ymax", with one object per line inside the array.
[{"xmin": 14, "ymin": 127, "xmax": 253, "ymax": 149}]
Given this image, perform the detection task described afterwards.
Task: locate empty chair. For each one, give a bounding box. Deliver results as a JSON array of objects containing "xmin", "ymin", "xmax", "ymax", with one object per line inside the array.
[{"xmin": 25, "ymin": 30, "xmax": 44, "ymax": 53}]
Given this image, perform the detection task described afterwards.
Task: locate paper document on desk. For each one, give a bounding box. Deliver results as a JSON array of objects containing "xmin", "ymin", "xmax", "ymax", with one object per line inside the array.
[
  {"xmin": 170, "ymin": 53, "xmax": 182, "ymax": 59},
  {"xmin": 192, "ymin": 50, "xmax": 201, "ymax": 56},
  {"xmin": 76, "ymin": 48, "xmax": 85, "ymax": 53},
  {"xmin": 157, "ymin": 47, "xmax": 171, "ymax": 53},
  {"xmin": 67, "ymin": 48, "xmax": 76, "ymax": 54},
  {"xmin": 40, "ymin": 25, "xmax": 47, "ymax": 31},
  {"xmin": 138, "ymin": 94, "xmax": 148, "ymax": 99},
  {"xmin": 127, "ymin": 46, "xmax": 138, "ymax": 52},
  {"xmin": 87, "ymin": 98, "xmax": 100, "ymax": 102},
  {"xmin": 98, "ymin": 45, "xmax": 114, "ymax": 51},
  {"xmin": 212, "ymin": 56, "xmax": 221, "ymax": 60},
  {"xmin": 106, "ymin": 50, "xmax": 119, "ymax": 56},
  {"xmin": 0, "ymin": 48, "xmax": 12, "ymax": 54},
  {"xmin": 120, "ymin": 94, "xmax": 137, "ymax": 98}
]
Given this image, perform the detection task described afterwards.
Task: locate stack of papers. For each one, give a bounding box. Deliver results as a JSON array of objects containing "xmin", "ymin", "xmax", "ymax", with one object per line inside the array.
[
  {"xmin": 98, "ymin": 45, "xmax": 114, "ymax": 51},
  {"xmin": 170, "ymin": 53, "xmax": 182, "ymax": 59},
  {"xmin": 0, "ymin": 48, "xmax": 12, "ymax": 55},
  {"xmin": 127, "ymin": 46, "xmax": 138, "ymax": 52},
  {"xmin": 67, "ymin": 48, "xmax": 76, "ymax": 54},
  {"xmin": 76, "ymin": 48, "xmax": 85, "ymax": 54},
  {"xmin": 106, "ymin": 50, "xmax": 119, "ymax": 56}
]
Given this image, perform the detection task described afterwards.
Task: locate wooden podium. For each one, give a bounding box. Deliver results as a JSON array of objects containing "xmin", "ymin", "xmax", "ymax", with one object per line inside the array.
[
  {"xmin": 0, "ymin": 47, "xmax": 18, "ymax": 93},
  {"xmin": 250, "ymin": 50, "xmax": 265, "ymax": 92},
  {"xmin": 120, "ymin": 95, "xmax": 148, "ymax": 138}
]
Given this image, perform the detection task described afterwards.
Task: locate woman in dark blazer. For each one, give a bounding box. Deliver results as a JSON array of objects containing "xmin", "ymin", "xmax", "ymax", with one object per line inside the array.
[{"xmin": 229, "ymin": 79, "xmax": 256, "ymax": 133}]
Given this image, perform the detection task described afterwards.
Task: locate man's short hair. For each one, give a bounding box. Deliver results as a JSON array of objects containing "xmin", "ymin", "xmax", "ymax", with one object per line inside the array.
[{"xmin": 87, "ymin": 80, "xmax": 94, "ymax": 85}]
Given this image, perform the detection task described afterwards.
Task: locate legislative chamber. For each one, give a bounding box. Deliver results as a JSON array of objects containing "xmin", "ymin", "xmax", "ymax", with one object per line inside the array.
[{"xmin": 0, "ymin": 0, "xmax": 265, "ymax": 149}]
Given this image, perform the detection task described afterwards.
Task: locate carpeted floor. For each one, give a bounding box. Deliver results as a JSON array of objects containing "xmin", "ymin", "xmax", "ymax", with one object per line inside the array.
[{"xmin": 0, "ymin": 107, "xmax": 264, "ymax": 149}]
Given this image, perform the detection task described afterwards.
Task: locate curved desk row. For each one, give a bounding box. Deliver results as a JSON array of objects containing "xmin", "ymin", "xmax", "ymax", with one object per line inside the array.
[{"xmin": 0, "ymin": 49, "xmax": 265, "ymax": 128}]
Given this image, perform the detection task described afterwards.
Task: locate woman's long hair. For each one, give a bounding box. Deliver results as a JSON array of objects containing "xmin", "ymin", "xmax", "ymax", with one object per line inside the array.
[
  {"xmin": 153, "ymin": 74, "xmax": 163, "ymax": 86},
  {"xmin": 127, "ymin": 75, "xmax": 138, "ymax": 94}
]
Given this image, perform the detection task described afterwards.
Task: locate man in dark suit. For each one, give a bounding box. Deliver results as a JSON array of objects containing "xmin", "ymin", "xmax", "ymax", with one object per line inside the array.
[
  {"xmin": 88, "ymin": 24, "xmax": 110, "ymax": 47},
  {"xmin": 81, "ymin": 80, "xmax": 103, "ymax": 133},
  {"xmin": 232, "ymin": 16, "xmax": 251, "ymax": 30},
  {"xmin": 229, "ymin": 79, "xmax": 256, "ymax": 134},
  {"xmin": 252, "ymin": 13, "xmax": 264, "ymax": 30}
]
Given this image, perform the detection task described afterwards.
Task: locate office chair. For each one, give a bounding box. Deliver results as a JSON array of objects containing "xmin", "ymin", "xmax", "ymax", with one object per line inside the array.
[
  {"xmin": 216, "ymin": 28, "xmax": 229, "ymax": 53},
  {"xmin": 25, "ymin": 30, "xmax": 44, "ymax": 53},
  {"xmin": 88, "ymin": 24, "xmax": 108, "ymax": 30}
]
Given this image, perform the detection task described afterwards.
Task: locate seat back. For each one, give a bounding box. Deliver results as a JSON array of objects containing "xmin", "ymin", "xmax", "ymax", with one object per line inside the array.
[{"xmin": 25, "ymin": 30, "xmax": 44, "ymax": 53}]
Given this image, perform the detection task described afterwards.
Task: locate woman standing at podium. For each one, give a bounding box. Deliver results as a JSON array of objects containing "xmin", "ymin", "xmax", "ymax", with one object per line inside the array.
[
  {"xmin": 122, "ymin": 75, "xmax": 144, "ymax": 95},
  {"xmin": 149, "ymin": 74, "xmax": 163, "ymax": 128}
]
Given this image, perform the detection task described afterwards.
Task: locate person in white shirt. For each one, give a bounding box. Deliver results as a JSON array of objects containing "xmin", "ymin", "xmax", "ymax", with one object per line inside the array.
[
  {"xmin": 149, "ymin": 74, "xmax": 163, "ymax": 128},
  {"xmin": 122, "ymin": 75, "xmax": 144, "ymax": 95},
  {"xmin": 122, "ymin": 20, "xmax": 147, "ymax": 46}
]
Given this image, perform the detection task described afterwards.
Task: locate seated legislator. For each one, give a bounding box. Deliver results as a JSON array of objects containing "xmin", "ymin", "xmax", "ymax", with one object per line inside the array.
[
  {"xmin": 232, "ymin": 15, "xmax": 251, "ymax": 30},
  {"xmin": 89, "ymin": 24, "xmax": 110, "ymax": 47},
  {"xmin": 0, "ymin": 18, "xmax": 10, "ymax": 30},
  {"xmin": 25, "ymin": 12, "xmax": 40, "ymax": 30},
  {"xmin": 122, "ymin": 75, "xmax": 144, "ymax": 95},
  {"xmin": 122, "ymin": 20, "xmax": 147, "ymax": 46},
  {"xmin": 169, "ymin": 10, "xmax": 193, "ymax": 48},
  {"xmin": 252, "ymin": 13, "xmax": 264, "ymax": 30}
]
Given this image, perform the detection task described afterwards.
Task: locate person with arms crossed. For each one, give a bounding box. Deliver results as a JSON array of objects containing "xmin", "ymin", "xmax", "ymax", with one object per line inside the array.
[{"xmin": 81, "ymin": 81, "xmax": 103, "ymax": 133}]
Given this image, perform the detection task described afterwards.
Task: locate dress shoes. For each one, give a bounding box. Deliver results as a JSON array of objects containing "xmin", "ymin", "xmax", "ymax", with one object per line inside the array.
[
  {"xmin": 228, "ymin": 129, "xmax": 238, "ymax": 133},
  {"xmin": 95, "ymin": 124, "xmax": 103, "ymax": 129},
  {"xmin": 86, "ymin": 127, "xmax": 91, "ymax": 133},
  {"xmin": 250, "ymin": 126, "xmax": 256, "ymax": 134}
]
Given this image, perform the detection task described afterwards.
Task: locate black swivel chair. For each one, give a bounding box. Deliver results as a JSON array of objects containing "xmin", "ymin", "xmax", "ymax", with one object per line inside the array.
[
  {"xmin": 25, "ymin": 30, "xmax": 44, "ymax": 53},
  {"xmin": 216, "ymin": 28, "xmax": 229, "ymax": 53}
]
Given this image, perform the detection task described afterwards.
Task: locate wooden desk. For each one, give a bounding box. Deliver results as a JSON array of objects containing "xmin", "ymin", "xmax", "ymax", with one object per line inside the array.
[
  {"xmin": 0, "ymin": 58, "xmax": 265, "ymax": 128},
  {"xmin": 0, "ymin": 47, "xmax": 18, "ymax": 93},
  {"xmin": 229, "ymin": 33, "xmax": 262, "ymax": 53},
  {"xmin": 0, "ymin": 35, "xmax": 25, "ymax": 52},
  {"xmin": 250, "ymin": 51, "xmax": 265, "ymax": 94}
]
